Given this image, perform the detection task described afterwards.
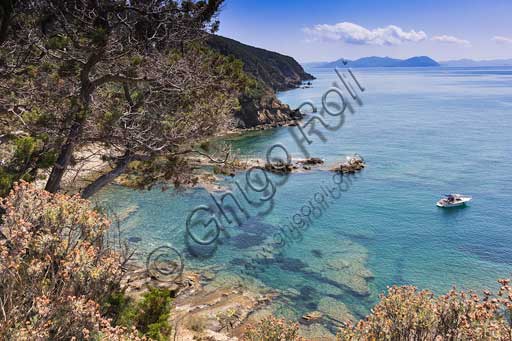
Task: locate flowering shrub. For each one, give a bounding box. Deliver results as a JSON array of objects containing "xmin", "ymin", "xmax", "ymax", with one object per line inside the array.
[
  {"xmin": 242, "ymin": 316, "xmax": 305, "ymax": 341},
  {"xmin": 0, "ymin": 182, "xmax": 138, "ymax": 340},
  {"xmin": 338, "ymin": 280, "xmax": 512, "ymax": 340}
]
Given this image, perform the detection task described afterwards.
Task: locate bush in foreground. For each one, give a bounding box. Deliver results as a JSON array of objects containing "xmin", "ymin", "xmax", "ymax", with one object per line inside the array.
[
  {"xmin": 242, "ymin": 316, "xmax": 305, "ymax": 341},
  {"xmin": 242, "ymin": 280, "xmax": 512, "ymax": 341},
  {"xmin": 0, "ymin": 182, "xmax": 138, "ymax": 340},
  {"xmin": 338, "ymin": 281, "xmax": 512, "ymax": 340},
  {"xmin": 105, "ymin": 288, "xmax": 172, "ymax": 341}
]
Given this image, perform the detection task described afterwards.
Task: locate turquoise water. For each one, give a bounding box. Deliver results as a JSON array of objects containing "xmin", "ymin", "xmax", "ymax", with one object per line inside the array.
[{"xmin": 96, "ymin": 67, "xmax": 512, "ymax": 327}]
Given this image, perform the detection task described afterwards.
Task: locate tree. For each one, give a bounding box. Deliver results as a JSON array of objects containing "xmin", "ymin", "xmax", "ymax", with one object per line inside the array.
[{"xmin": 0, "ymin": 0, "xmax": 249, "ymax": 198}]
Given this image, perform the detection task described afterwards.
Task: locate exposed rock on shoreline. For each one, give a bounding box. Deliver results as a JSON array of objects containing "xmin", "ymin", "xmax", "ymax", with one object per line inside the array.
[
  {"xmin": 207, "ymin": 34, "xmax": 314, "ymax": 129},
  {"xmin": 331, "ymin": 155, "xmax": 366, "ymax": 173},
  {"xmin": 234, "ymin": 91, "xmax": 304, "ymax": 129},
  {"xmin": 122, "ymin": 264, "xmax": 278, "ymax": 341}
]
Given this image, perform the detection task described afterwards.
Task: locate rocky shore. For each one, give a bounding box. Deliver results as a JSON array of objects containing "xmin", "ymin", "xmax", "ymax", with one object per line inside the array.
[
  {"xmin": 233, "ymin": 92, "xmax": 304, "ymax": 129},
  {"xmin": 121, "ymin": 260, "xmax": 361, "ymax": 340},
  {"xmin": 122, "ymin": 263, "xmax": 280, "ymax": 341}
]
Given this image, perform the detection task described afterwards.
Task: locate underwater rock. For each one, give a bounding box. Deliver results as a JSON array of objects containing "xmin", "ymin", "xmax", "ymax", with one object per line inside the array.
[
  {"xmin": 325, "ymin": 259, "xmax": 350, "ymax": 270},
  {"xmin": 318, "ymin": 297, "xmax": 355, "ymax": 324},
  {"xmin": 202, "ymin": 271, "xmax": 216, "ymax": 281},
  {"xmin": 305, "ymin": 240, "xmax": 373, "ymax": 297},
  {"xmin": 299, "ymin": 322, "xmax": 336, "ymax": 341},
  {"xmin": 311, "ymin": 249, "xmax": 323, "ymax": 258},
  {"xmin": 128, "ymin": 236, "xmax": 142, "ymax": 243},
  {"xmin": 301, "ymin": 311, "xmax": 323, "ymax": 323},
  {"xmin": 117, "ymin": 204, "xmax": 139, "ymax": 222}
]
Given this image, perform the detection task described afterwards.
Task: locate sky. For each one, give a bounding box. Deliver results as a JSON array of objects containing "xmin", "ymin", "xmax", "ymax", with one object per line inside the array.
[{"xmin": 217, "ymin": 0, "xmax": 512, "ymax": 63}]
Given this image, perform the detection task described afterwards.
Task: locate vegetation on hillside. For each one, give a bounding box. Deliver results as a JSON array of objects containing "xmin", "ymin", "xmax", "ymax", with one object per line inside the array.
[{"xmin": 207, "ymin": 34, "xmax": 315, "ymax": 92}]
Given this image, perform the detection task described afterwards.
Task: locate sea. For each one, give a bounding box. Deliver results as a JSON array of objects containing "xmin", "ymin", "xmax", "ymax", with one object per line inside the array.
[{"xmin": 95, "ymin": 66, "xmax": 512, "ymax": 327}]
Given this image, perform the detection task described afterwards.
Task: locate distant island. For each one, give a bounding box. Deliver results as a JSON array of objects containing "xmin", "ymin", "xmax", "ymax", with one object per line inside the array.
[
  {"xmin": 305, "ymin": 56, "xmax": 512, "ymax": 68},
  {"xmin": 305, "ymin": 56, "xmax": 440, "ymax": 68}
]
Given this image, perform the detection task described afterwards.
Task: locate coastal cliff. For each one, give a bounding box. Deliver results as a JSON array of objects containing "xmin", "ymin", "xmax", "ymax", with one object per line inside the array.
[{"xmin": 207, "ymin": 35, "xmax": 314, "ymax": 128}]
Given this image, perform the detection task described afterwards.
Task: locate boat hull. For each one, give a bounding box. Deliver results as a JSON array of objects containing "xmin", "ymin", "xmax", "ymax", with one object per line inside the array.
[{"xmin": 436, "ymin": 197, "xmax": 472, "ymax": 208}]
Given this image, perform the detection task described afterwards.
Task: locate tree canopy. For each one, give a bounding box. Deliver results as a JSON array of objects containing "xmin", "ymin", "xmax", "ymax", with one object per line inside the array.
[{"xmin": 0, "ymin": 0, "xmax": 253, "ymax": 198}]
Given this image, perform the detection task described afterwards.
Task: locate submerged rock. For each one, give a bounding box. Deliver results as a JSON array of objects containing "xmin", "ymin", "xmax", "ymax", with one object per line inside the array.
[
  {"xmin": 318, "ymin": 297, "xmax": 355, "ymax": 324},
  {"xmin": 301, "ymin": 311, "xmax": 323, "ymax": 323},
  {"xmin": 128, "ymin": 236, "xmax": 142, "ymax": 243},
  {"xmin": 311, "ymin": 249, "xmax": 323, "ymax": 258},
  {"xmin": 305, "ymin": 240, "xmax": 373, "ymax": 297},
  {"xmin": 299, "ymin": 322, "xmax": 336, "ymax": 341}
]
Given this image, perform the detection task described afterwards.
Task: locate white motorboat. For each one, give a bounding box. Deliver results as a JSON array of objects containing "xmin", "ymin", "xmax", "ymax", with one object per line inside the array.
[{"xmin": 436, "ymin": 194, "xmax": 472, "ymax": 208}]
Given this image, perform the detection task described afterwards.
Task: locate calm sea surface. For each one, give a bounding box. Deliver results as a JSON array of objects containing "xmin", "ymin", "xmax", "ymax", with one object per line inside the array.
[{"xmin": 96, "ymin": 67, "xmax": 512, "ymax": 324}]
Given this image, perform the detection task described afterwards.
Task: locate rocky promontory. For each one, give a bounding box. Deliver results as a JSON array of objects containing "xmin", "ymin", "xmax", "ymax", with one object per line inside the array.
[
  {"xmin": 207, "ymin": 35, "xmax": 315, "ymax": 129},
  {"xmin": 234, "ymin": 91, "xmax": 303, "ymax": 128}
]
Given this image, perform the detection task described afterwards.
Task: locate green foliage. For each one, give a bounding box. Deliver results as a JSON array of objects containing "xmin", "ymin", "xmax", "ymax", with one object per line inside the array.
[
  {"xmin": 103, "ymin": 291, "xmax": 134, "ymax": 325},
  {"xmin": 104, "ymin": 288, "xmax": 173, "ymax": 340},
  {"xmin": 131, "ymin": 55, "xmax": 144, "ymax": 66},
  {"xmin": 89, "ymin": 27, "xmax": 108, "ymax": 45},
  {"xmin": 243, "ymin": 78, "xmax": 267, "ymax": 100},
  {"xmin": 37, "ymin": 149, "xmax": 57, "ymax": 169},
  {"xmin": 13, "ymin": 136, "xmax": 37, "ymax": 163},
  {"xmin": 136, "ymin": 288, "xmax": 172, "ymax": 339},
  {"xmin": 0, "ymin": 168, "xmax": 14, "ymax": 197},
  {"xmin": 0, "ymin": 133, "xmax": 57, "ymax": 197},
  {"xmin": 207, "ymin": 35, "xmax": 313, "ymax": 91},
  {"xmin": 46, "ymin": 35, "xmax": 70, "ymax": 50}
]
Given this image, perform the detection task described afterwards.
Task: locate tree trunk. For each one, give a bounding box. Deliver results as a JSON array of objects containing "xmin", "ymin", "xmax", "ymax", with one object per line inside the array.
[
  {"xmin": 44, "ymin": 121, "xmax": 82, "ymax": 193},
  {"xmin": 81, "ymin": 152, "xmax": 133, "ymax": 199},
  {"xmin": 0, "ymin": 0, "xmax": 17, "ymax": 44}
]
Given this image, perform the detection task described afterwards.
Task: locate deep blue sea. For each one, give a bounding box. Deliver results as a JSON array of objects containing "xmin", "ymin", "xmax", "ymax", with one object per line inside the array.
[{"xmin": 96, "ymin": 67, "xmax": 512, "ymax": 325}]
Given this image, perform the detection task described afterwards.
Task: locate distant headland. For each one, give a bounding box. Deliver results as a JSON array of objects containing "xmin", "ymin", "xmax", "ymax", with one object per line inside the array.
[
  {"xmin": 305, "ymin": 56, "xmax": 512, "ymax": 68},
  {"xmin": 304, "ymin": 56, "xmax": 440, "ymax": 68}
]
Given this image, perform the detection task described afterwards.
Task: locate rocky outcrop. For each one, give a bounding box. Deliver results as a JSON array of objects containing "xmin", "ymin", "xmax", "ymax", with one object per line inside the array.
[
  {"xmin": 234, "ymin": 91, "xmax": 303, "ymax": 128},
  {"xmin": 331, "ymin": 155, "xmax": 366, "ymax": 173},
  {"xmin": 207, "ymin": 35, "xmax": 315, "ymax": 129}
]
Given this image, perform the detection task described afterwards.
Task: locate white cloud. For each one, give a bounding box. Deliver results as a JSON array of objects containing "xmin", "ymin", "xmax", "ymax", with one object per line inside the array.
[
  {"xmin": 431, "ymin": 35, "xmax": 471, "ymax": 46},
  {"xmin": 303, "ymin": 22, "xmax": 427, "ymax": 46},
  {"xmin": 492, "ymin": 36, "xmax": 512, "ymax": 44}
]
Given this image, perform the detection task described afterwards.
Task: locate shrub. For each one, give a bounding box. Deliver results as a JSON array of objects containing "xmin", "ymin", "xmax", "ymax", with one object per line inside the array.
[
  {"xmin": 242, "ymin": 316, "xmax": 305, "ymax": 341},
  {"xmin": 0, "ymin": 182, "xmax": 138, "ymax": 340},
  {"xmin": 338, "ymin": 280, "xmax": 512, "ymax": 340},
  {"xmin": 105, "ymin": 288, "xmax": 173, "ymax": 340},
  {"xmin": 134, "ymin": 288, "xmax": 173, "ymax": 340}
]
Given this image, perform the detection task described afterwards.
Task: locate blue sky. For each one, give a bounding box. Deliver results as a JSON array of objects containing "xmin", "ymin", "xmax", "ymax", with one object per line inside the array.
[{"xmin": 217, "ymin": 0, "xmax": 512, "ymax": 62}]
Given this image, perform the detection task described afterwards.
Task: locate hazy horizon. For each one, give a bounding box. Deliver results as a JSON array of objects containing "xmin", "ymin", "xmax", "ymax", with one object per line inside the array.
[{"xmin": 217, "ymin": 0, "xmax": 512, "ymax": 63}]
